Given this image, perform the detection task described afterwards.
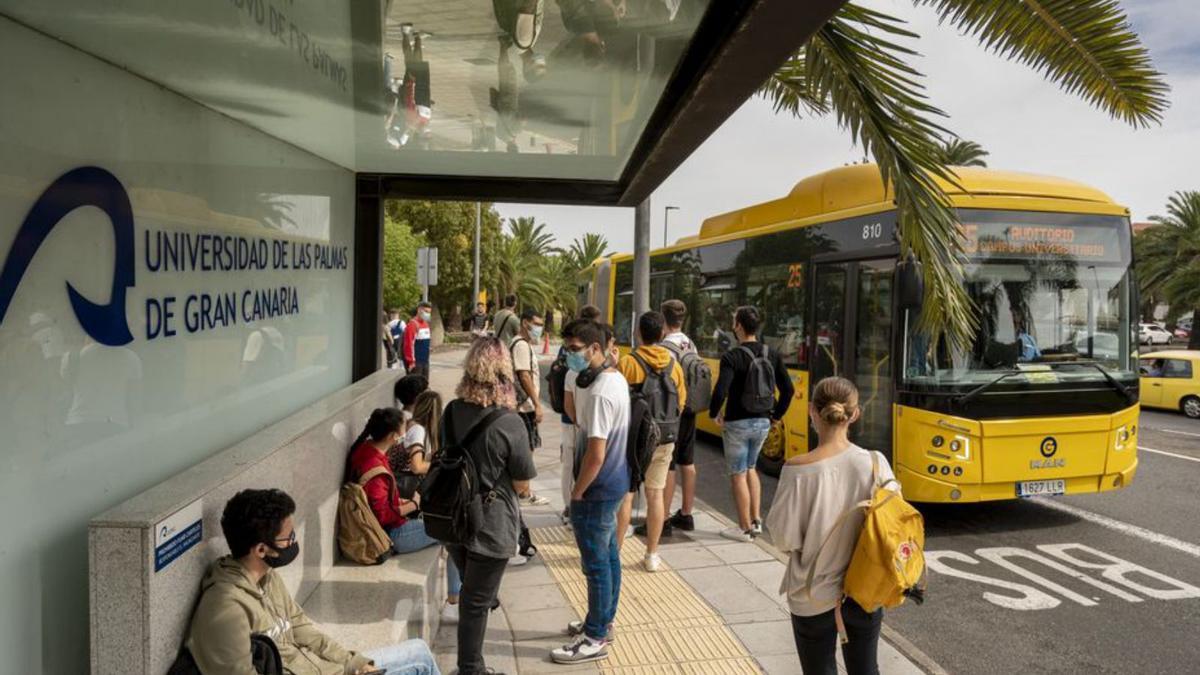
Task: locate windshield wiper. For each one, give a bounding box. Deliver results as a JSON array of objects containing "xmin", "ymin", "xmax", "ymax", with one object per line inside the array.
[
  {"xmin": 1047, "ymin": 361, "xmax": 1136, "ymax": 405},
  {"xmin": 953, "ymin": 370, "xmax": 1023, "ymax": 406}
]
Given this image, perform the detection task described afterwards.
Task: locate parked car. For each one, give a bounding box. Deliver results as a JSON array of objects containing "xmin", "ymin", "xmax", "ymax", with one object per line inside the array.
[
  {"xmin": 1139, "ymin": 322, "xmax": 1173, "ymax": 345},
  {"xmin": 1174, "ymin": 327, "xmax": 1191, "ymax": 341},
  {"xmin": 1139, "ymin": 350, "xmax": 1200, "ymax": 418},
  {"xmin": 1073, "ymin": 331, "xmax": 1120, "ymax": 362}
]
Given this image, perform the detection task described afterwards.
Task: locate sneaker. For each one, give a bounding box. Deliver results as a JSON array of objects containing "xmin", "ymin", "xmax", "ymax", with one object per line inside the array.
[
  {"xmin": 560, "ymin": 507, "xmax": 570, "ymax": 525},
  {"xmin": 508, "ymin": 554, "xmax": 529, "ymax": 566},
  {"xmin": 720, "ymin": 526, "xmax": 753, "ymax": 543},
  {"xmin": 634, "ymin": 521, "xmax": 674, "ymax": 537},
  {"xmin": 751, "ymin": 519, "xmax": 763, "ymax": 536},
  {"xmin": 644, "ymin": 552, "xmax": 662, "ymax": 572},
  {"xmin": 567, "ymin": 620, "xmax": 614, "ymax": 643},
  {"xmin": 668, "ymin": 509, "xmax": 695, "ymax": 531},
  {"xmin": 518, "ymin": 492, "xmax": 551, "ymax": 506},
  {"xmin": 441, "ymin": 602, "xmax": 460, "ymax": 625},
  {"xmin": 551, "ymin": 636, "xmax": 610, "ymax": 664}
]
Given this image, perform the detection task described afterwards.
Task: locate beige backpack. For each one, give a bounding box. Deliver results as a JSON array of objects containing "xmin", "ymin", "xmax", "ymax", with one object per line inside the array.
[{"xmin": 337, "ymin": 466, "xmax": 394, "ymax": 565}]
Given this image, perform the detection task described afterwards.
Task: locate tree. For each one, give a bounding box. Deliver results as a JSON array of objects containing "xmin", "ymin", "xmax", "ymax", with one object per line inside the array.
[
  {"xmin": 938, "ymin": 138, "xmax": 989, "ymax": 167},
  {"xmin": 761, "ymin": 1, "xmax": 1169, "ymax": 351},
  {"xmin": 385, "ymin": 200, "xmax": 504, "ymax": 329},
  {"xmin": 506, "ymin": 216, "xmax": 558, "ymax": 258},
  {"xmin": 382, "ymin": 217, "xmax": 424, "ymax": 312},
  {"xmin": 566, "ymin": 233, "xmax": 611, "ymax": 271},
  {"xmin": 1136, "ymin": 191, "xmax": 1200, "ymax": 349}
]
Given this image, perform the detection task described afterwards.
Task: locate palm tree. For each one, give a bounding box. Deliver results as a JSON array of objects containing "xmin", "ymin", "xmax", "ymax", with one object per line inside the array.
[
  {"xmin": 761, "ymin": 1, "xmax": 1169, "ymax": 350},
  {"xmin": 566, "ymin": 233, "xmax": 611, "ymax": 272},
  {"xmin": 506, "ymin": 217, "xmax": 558, "ymax": 258},
  {"xmin": 1137, "ymin": 192, "xmax": 1200, "ymax": 349},
  {"xmin": 938, "ymin": 138, "xmax": 989, "ymax": 167}
]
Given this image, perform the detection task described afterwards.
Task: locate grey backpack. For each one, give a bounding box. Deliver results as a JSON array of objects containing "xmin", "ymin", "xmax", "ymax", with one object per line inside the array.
[
  {"xmin": 739, "ymin": 344, "xmax": 776, "ymax": 415},
  {"xmin": 630, "ymin": 352, "xmax": 680, "ymax": 444},
  {"xmin": 663, "ymin": 340, "xmax": 712, "ymax": 415}
]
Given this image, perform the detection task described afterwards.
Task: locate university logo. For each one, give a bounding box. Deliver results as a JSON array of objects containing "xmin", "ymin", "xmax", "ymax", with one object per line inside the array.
[{"xmin": 0, "ymin": 166, "xmax": 135, "ymax": 345}]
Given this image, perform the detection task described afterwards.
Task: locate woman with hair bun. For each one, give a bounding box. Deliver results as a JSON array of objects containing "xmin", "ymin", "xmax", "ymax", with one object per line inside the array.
[{"xmin": 765, "ymin": 376, "xmax": 898, "ymax": 675}]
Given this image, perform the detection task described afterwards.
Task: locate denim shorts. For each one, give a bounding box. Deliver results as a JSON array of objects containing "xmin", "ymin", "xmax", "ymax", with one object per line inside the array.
[{"xmin": 722, "ymin": 417, "xmax": 771, "ymax": 475}]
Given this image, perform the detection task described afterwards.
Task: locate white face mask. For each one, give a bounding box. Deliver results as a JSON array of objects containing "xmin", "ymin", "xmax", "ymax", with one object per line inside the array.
[
  {"xmin": 401, "ymin": 409, "xmax": 413, "ymax": 422},
  {"xmin": 420, "ymin": 311, "xmax": 431, "ymax": 321}
]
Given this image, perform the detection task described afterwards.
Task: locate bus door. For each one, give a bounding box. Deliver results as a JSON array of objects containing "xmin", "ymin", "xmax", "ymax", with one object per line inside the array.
[{"xmin": 809, "ymin": 258, "xmax": 896, "ymax": 456}]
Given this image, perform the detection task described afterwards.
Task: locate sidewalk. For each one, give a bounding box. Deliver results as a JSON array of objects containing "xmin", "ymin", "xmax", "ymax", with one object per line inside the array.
[{"xmin": 429, "ymin": 411, "xmax": 928, "ymax": 675}]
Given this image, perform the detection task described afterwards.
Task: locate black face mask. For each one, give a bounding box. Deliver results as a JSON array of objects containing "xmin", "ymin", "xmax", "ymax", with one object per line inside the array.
[{"xmin": 265, "ymin": 541, "xmax": 300, "ymax": 568}]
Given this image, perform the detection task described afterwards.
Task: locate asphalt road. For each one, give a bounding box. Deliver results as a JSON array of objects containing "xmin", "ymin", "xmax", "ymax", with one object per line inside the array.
[{"xmin": 690, "ymin": 408, "xmax": 1200, "ymax": 675}]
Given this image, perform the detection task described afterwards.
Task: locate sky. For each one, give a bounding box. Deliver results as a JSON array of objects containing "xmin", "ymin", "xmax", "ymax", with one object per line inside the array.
[{"xmin": 495, "ymin": 0, "xmax": 1200, "ymax": 255}]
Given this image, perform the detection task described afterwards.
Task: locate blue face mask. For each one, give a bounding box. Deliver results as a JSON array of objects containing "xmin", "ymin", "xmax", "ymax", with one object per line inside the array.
[
  {"xmin": 566, "ymin": 350, "xmax": 590, "ymax": 373},
  {"xmin": 529, "ymin": 325, "xmax": 544, "ymax": 340}
]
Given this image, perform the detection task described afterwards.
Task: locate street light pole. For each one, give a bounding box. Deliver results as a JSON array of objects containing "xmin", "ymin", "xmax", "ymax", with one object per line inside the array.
[
  {"xmin": 664, "ymin": 205, "xmax": 679, "ymax": 247},
  {"xmin": 472, "ymin": 201, "xmax": 481, "ymax": 306}
]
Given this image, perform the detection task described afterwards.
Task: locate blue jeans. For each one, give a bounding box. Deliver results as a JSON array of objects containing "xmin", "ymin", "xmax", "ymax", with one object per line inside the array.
[
  {"xmin": 722, "ymin": 418, "xmax": 771, "ymax": 475},
  {"xmin": 363, "ymin": 638, "xmax": 440, "ymax": 675},
  {"xmin": 569, "ymin": 497, "xmax": 623, "ymax": 640},
  {"xmin": 389, "ymin": 521, "xmax": 463, "ymax": 597}
]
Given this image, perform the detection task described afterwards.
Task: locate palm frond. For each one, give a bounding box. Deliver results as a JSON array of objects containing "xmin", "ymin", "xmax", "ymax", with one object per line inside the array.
[
  {"xmin": 917, "ymin": 0, "xmax": 1169, "ymax": 126},
  {"xmin": 938, "ymin": 138, "xmax": 989, "ymax": 167},
  {"xmin": 807, "ymin": 4, "xmax": 977, "ymax": 350},
  {"xmin": 759, "ymin": 45, "xmax": 832, "ymax": 118}
]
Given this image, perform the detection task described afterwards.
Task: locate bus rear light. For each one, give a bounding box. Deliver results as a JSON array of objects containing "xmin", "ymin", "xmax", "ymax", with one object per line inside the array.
[{"xmin": 950, "ymin": 489, "xmax": 962, "ymax": 501}]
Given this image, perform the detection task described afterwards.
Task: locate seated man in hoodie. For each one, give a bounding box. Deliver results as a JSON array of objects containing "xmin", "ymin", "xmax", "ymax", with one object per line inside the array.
[{"xmin": 187, "ymin": 488, "xmax": 439, "ymax": 675}]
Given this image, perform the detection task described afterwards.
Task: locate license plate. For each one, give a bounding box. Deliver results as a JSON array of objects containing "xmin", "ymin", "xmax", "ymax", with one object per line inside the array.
[{"xmin": 1017, "ymin": 479, "xmax": 1066, "ymax": 497}]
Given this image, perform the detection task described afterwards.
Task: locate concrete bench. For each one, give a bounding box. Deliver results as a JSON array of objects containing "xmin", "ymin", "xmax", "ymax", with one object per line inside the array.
[{"xmin": 88, "ymin": 365, "xmax": 453, "ymax": 674}]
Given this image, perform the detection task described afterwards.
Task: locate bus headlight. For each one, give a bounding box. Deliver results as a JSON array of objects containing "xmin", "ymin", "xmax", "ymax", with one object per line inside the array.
[
  {"xmin": 932, "ymin": 435, "xmax": 945, "ymax": 448},
  {"xmin": 1114, "ymin": 425, "xmax": 1131, "ymax": 451}
]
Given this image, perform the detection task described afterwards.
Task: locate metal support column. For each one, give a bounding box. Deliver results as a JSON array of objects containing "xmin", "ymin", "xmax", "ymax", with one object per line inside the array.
[
  {"xmin": 352, "ymin": 175, "xmax": 384, "ymax": 382},
  {"xmin": 472, "ymin": 201, "xmax": 481, "ymax": 306},
  {"xmin": 632, "ymin": 197, "xmax": 651, "ymax": 342}
]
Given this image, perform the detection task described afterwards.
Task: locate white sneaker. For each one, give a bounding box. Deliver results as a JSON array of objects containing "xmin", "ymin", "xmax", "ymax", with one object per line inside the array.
[
  {"xmin": 643, "ymin": 552, "xmax": 662, "ymax": 572},
  {"xmin": 441, "ymin": 602, "xmax": 460, "ymax": 625},
  {"xmin": 720, "ymin": 526, "xmax": 753, "ymax": 543},
  {"xmin": 508, "ymin": 554, "xmax": 529, "ymax": 566},
  {"xmin": 550, "ymin": 635, "xmax": 609, "ymax": 664},
  {"xmin": 751, "ymin": 520, "xmax": 763, "ymax": 536},
  {"xmin": 519, "ymin": 492, "xmax": 551, "ymax": 506}
]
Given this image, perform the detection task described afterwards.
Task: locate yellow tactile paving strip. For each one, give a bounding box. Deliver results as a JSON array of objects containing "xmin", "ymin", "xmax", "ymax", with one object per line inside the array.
[{"xmin": 531, "ymin": 526, "xmax": 762, "ymax": 675}]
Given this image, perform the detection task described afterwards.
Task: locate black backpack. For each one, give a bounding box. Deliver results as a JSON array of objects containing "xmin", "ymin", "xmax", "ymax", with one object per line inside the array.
[
  {"xmin": 630, "ymin": 351, "xmax": 680, "ymax": 444},
  {"xmin": 663, "ymin": 340, "xmax": 712, "ymax": 415},
  {"xmin": 739, "ymin": 344, "xmax": 776, "ymax": 415},
  {"xmin": 548, "ymin": 348, "xmax": 569, "ymax": 414},
  {"xmin": 167, "ymin": 634, "xmax": 283, "ymax": 675},
  {"xmin": 419, "ymin": 408, "xmax": 507, "ymax": 544},
  {"xmin": 625, "ymin": 394, "xmax": 661, "ymax": 488}
]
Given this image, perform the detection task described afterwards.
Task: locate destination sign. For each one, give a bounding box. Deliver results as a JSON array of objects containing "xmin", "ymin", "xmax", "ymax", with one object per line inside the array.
[{"xmin": 961, "ymin": 221, "xmax": 1125, "ymax": 262}]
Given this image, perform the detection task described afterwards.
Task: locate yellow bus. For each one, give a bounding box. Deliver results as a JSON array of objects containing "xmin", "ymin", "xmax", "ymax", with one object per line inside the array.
[{"xmin": 577, "ymin": 164, "xmax": 1140, "ymax": 503}]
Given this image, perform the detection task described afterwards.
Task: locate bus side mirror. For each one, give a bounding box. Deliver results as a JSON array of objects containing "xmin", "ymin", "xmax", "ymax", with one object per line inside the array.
[{"xmin": 897, "ymin": 254, "xmax": 924, "ymax": 311}]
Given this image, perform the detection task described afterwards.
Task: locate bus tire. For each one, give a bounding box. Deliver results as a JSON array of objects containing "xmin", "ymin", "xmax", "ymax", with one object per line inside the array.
[{"xmin": 1182, "ymin": 396, "xmax": 1200, "ymax": 419}]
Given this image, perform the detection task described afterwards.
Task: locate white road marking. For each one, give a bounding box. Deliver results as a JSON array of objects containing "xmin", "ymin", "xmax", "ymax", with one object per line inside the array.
[
  {"xmin": 1138, "ymin": 445, "xmax": 1200, "ymax": 463},
  {"xmin": 1159, "ymin": 428, "xmax": 1200, "ymax": 439},
  {"xmin": 1033, "ymin": 498, "xmax": 1200, "ymax": 559}
]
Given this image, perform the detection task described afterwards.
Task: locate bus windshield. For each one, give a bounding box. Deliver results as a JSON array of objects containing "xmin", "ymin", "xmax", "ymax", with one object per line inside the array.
[{"xmin": 904, "ymin": 211, "xmax": 1137, "ymax": 386}]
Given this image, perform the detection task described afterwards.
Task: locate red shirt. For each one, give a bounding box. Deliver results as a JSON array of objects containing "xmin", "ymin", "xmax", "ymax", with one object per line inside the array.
[{"xmin": 348, "ymin": 442, "xmax": 406, "ymax": 530}]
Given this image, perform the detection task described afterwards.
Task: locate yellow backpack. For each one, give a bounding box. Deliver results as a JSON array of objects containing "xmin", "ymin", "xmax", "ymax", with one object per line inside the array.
[
  {"xmin": 337, "ymin": 466, "xmax": 394, "ymax": 565},
  {"xmin": 807, "ymin": 452, "xmax": 926, "ymax": 641}
]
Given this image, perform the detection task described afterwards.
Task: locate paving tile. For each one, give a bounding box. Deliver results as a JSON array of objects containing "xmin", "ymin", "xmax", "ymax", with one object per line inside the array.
[
  {"xmin": 732, "ymin": 619, "xmax": 796, "ymax": 657},
  {"xmin": 677, "ymin": 566, "xmax": 782, "ymax": 617},
  {"xmin": 723, "ymin": 607, "xmax": 790, "ymax": 624},
  {"xmin": 506, "ymin": 605, "xmax": 579, "ymax": 642},
  {"xmin": 732, "ymin": 560, "xmax": 787, "ymax": 605},
  {"xmin": 756, "ymin": 653, "xmax": 801, "ymax": 675},
  {"xmin": 499, "ymin": 581, "xmax": 569, "ymax": 614},
  {"xmin": 709, "ymin": 542, "xmax": 776, "ymax": 565},
  {"xmin": 656, "ymin": 544, "xmax": 725, "ymax": 570},
  {"xmin": 499, "ymin": 557, "xmax": 557, "ymax": 589}
]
